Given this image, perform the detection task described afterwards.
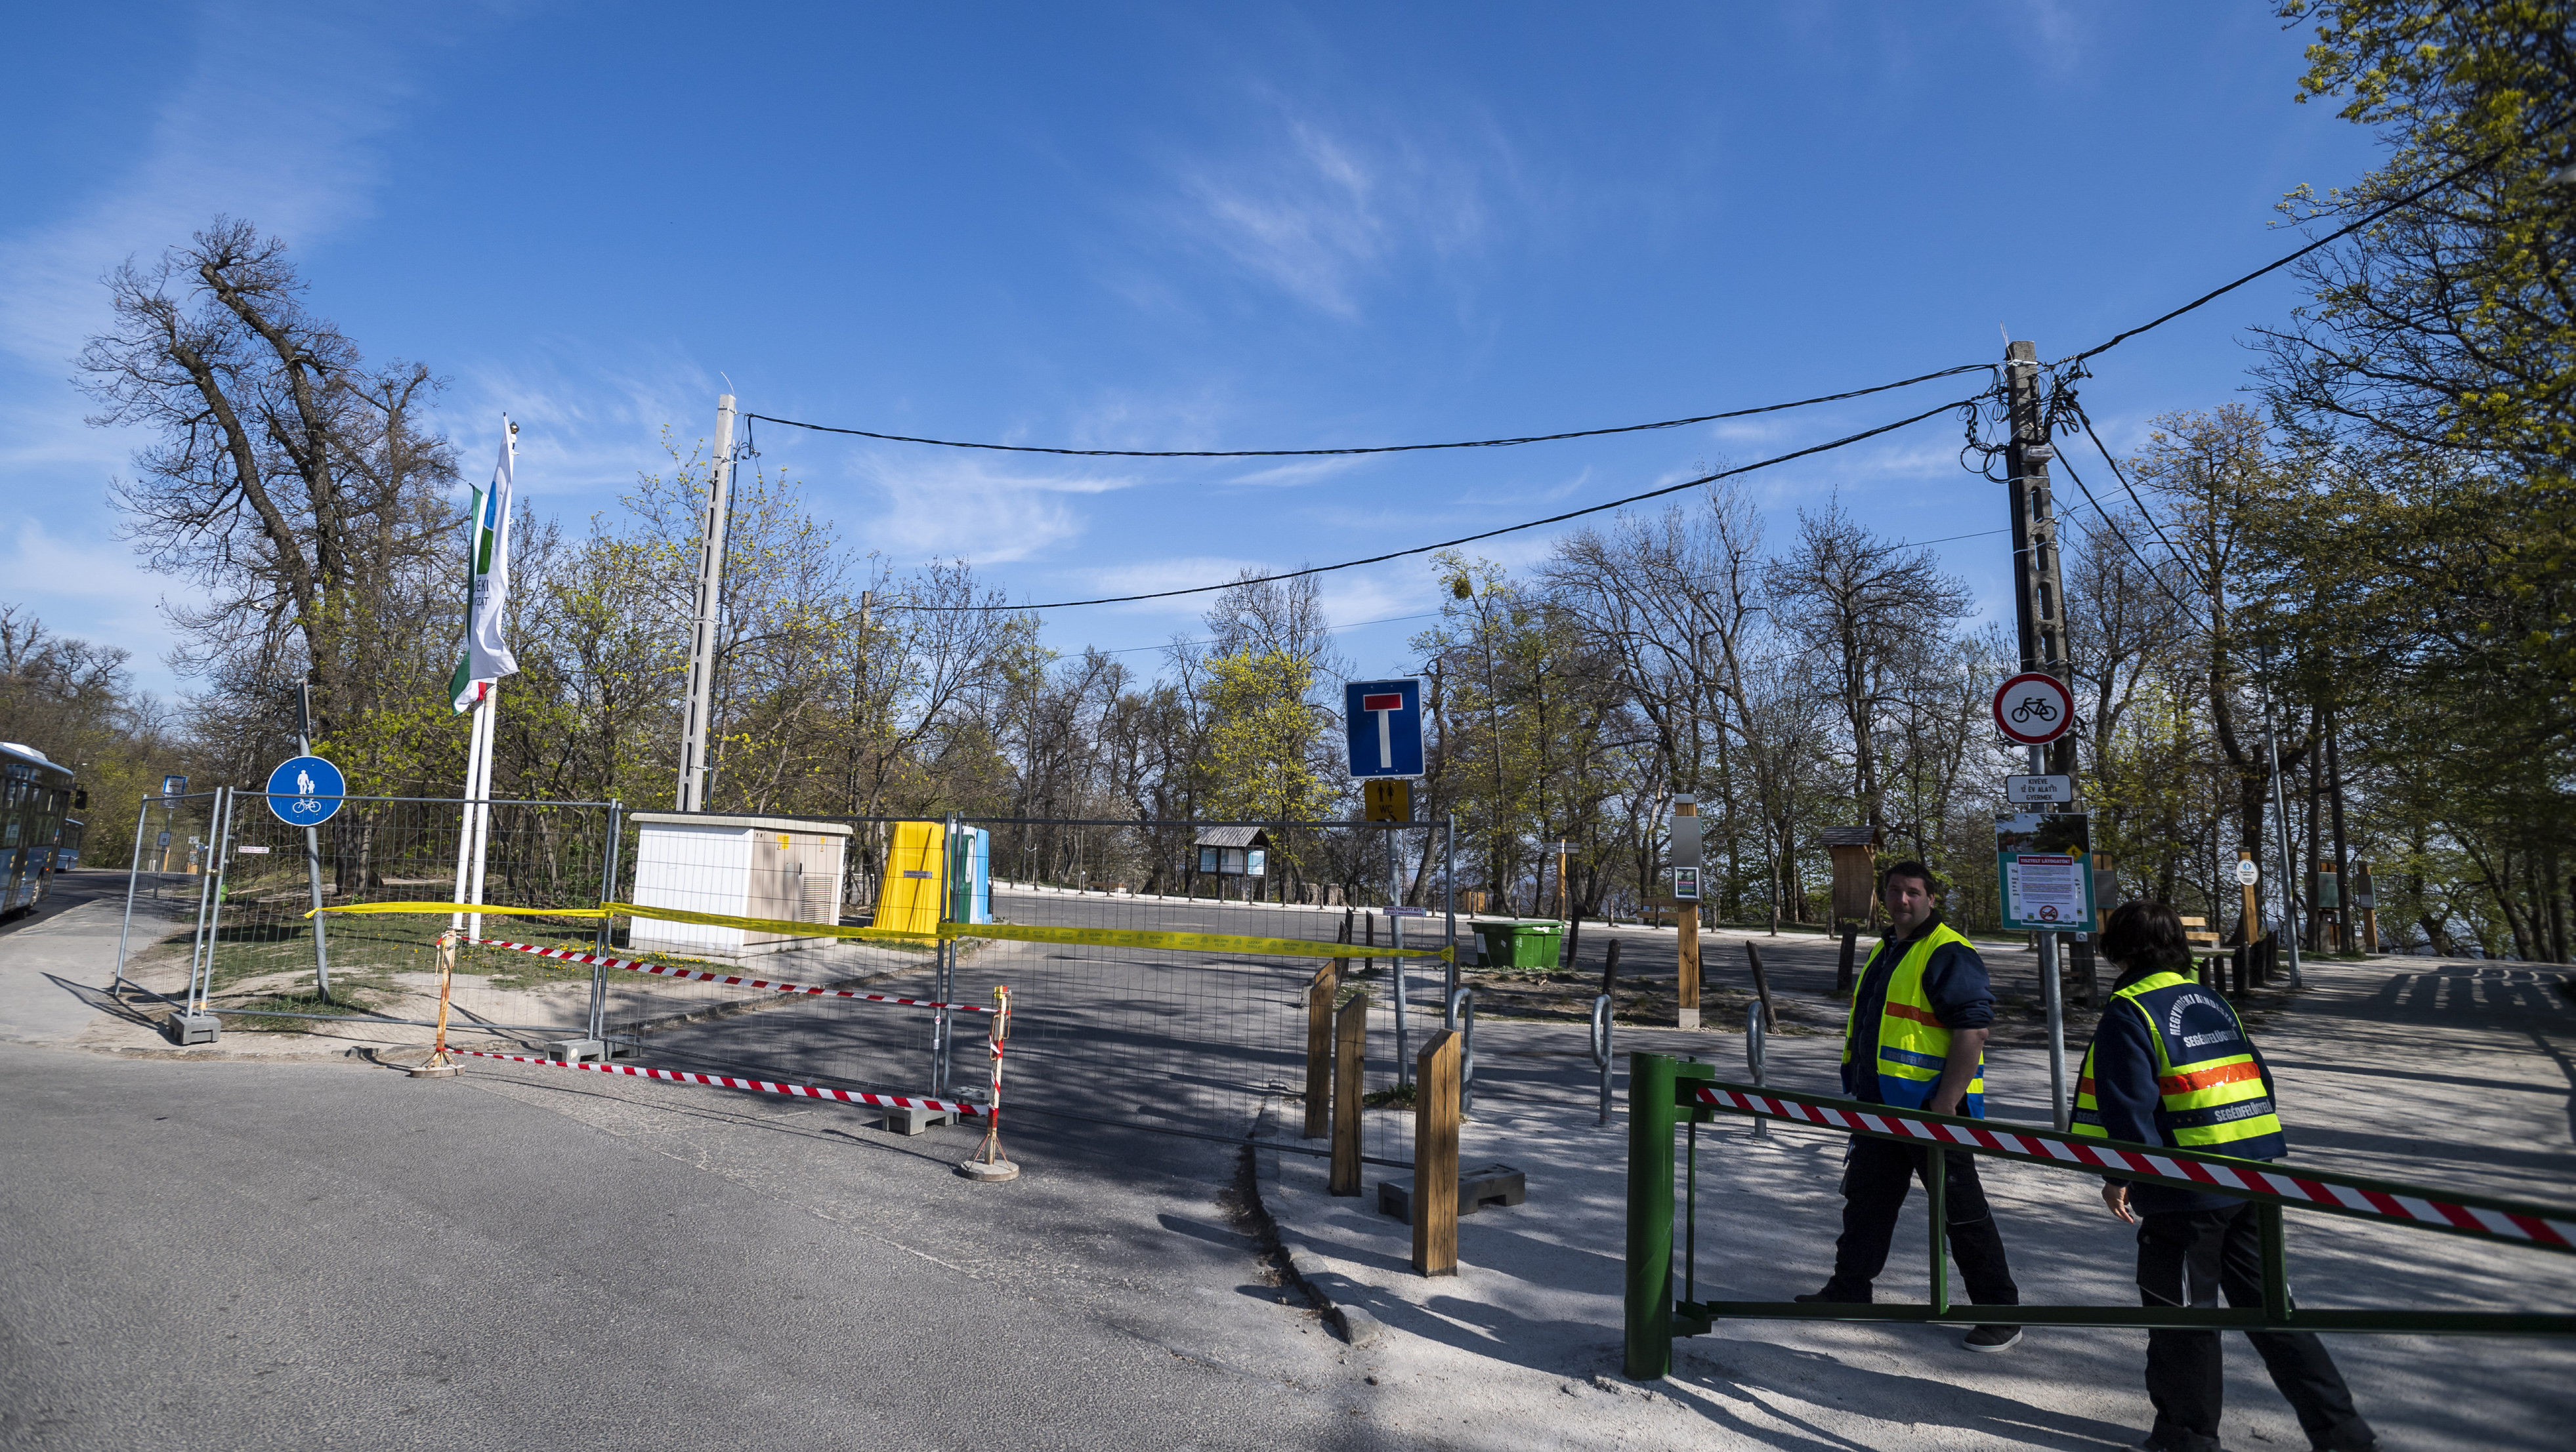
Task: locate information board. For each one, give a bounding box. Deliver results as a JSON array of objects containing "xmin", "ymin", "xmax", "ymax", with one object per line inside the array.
[{"xmin": 1995, "ymin": 812, "xmax": 2094, "ymax": 932}]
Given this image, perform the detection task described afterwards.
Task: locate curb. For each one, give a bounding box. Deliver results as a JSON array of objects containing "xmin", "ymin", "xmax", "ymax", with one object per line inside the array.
[{"xmin": 1244, "ymin": 1110, "xmax": 1385, "ymax": 1351}]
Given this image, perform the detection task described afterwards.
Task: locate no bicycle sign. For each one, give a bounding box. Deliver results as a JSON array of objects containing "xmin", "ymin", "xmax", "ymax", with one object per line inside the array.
[{"xmin": 1993, "ymin": 672, "xmax": 2074, "ymax": 747}]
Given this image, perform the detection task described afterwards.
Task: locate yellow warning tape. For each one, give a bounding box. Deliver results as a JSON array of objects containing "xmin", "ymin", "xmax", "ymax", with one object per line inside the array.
[
  {"xmin": 598, "ymin": 902, "xmax": 937, "ymax": 944},
  {"xmin": 306, "ymin": 902, "xmax": 609, "ymax": 921},
  {"xmin": 939, "ymin": 920, "xmax": 1450, "ymax": 963},
  {"xmin": 311, "ymin": 899, "xmax": 1449, "ymax": 961}
]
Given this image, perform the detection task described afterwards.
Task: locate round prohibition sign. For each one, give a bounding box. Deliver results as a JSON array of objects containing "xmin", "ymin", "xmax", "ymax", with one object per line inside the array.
[{"xmin": 1992, "ymin": 672, "xmax": 2075, "ymax": 746}]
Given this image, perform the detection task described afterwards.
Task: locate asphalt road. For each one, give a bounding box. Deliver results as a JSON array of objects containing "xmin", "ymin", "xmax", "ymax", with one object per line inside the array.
[{"xmin": 0, "ymin": 1039, "xmax": 1398, "ymax": 1451}]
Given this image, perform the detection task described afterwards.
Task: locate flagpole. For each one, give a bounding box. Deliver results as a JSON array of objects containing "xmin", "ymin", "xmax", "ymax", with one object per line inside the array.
[
  {"xmin": 449, "ymin": 688, "xmax": 487, "ymax": 936},
  {"xmin": 466, "ymin": 689, "xmax": 496, "ymax": 941}
]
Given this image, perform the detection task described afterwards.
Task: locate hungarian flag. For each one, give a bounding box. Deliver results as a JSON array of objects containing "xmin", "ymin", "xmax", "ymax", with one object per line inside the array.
[{"xmin": 448, "ymin": 421, "xmax": 522, "ymax": 713}]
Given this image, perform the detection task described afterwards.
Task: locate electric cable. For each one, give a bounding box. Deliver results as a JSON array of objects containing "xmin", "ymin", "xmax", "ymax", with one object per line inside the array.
[
  {"xmin": 2065, "ymin": 396, "xmax": 2201, "ymax": 591},
  {"xmin": 894, "ymin": 390, "xmax": 1989, "ymax": 610},
  {"xmin": 2054, "ymin": 122, "xmax": 2551, "ymax": 370},
  {"xmin": 2049, "ymin": 449, "xmax": 2212, "ymax": 634},
  {"xmin": 742, "ymin": 363, "xmax": 1991, "ymax": 459}
]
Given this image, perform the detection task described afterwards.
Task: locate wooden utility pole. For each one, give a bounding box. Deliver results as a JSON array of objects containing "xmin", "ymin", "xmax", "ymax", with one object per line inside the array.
[
  {"xmin": 2006, "ymin": 341, "xmax": 2073, "ymax": 1130},
  {"xmin": 1329, "ymin": 994, "xmax": 1368, "ymax": 1196},
  {"xmin": 2239, "ymin": 850, "xmax": 2262, "ymax": 951},
  {"xmin": 1412, "ymin": 1029, "xmax": 1461, "ymax": 1277},
  {"xmin": 1304, "ymin": 963, "xmax": 1338, "ymax": 1139},
  {"xmin": 1676, "ymin": 799, "xmax": 1700, "ymax": 1029}
]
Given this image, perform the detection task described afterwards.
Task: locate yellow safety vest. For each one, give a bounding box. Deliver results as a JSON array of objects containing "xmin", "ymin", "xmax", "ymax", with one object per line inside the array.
[
  {"xmin": 1840, "ymin": 921, "xmax": 1985, "ymax": 1116},
  {"xmin": 2072, "ymin": 970, "xmax": 2285, "ymax": 1157}
]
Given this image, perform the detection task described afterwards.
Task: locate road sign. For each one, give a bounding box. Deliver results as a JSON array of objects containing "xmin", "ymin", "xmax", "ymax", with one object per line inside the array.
[
  {"xmin": 2235, "ymin": 859, "xmax": 2260, "ymax": 887},
  {"xmin": 161, "ymin": 774, "xmax": 187, "ymax": 798},
  {"xmin": 157, "ymin": 831, "xmax": 171, "ymax": 848},
  {"xmin": 1992, "ymin": 672, "xmax": 2075, "ymax": 746},
  {"xmin": 1363, "ymin": 779, "xmax": 1413, "ymax": 821},
  {"xmin": 1344, "ymin": 678, "xmax": 1425, "ymax": 779},
  {"xmin": 264, "ymin": 754, "xmax": 346, "ymax": 827},
  {"xmin": 1995, "ymin": 812, "xmax": 2094, "ymax": 931},
  {"xmin": 2006, "ymin": 774, "xmax": 2072, "ymax": 804}
]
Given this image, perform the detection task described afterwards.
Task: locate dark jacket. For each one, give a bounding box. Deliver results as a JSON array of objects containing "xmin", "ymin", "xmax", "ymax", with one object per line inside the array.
[
  {"xmin": 2090, "ymin": 963, "xmax": 2287, "ymax": 1214},
  {"xmin": 1842, "ymin": 912, "xmax": 1996, "ymax": 1103}
]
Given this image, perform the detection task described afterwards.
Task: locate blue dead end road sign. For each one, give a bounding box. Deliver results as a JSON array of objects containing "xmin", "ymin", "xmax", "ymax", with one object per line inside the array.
[
  {"xmin": 1345, "ymin": 678, "xmax": 1425, "ymax": 779},
  {"xmin": 266, "ymin": 755, "xmax": 347, "ymax": 827}
]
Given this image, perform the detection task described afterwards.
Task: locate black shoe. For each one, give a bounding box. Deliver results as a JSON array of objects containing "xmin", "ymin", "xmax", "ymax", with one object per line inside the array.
[
  {"xmin": 1793, "ymin": 1285, "xmax": 1869, "ymax": 1304},
  {"xmin": 1962, "ymin": 1323, "xmax": 2021, "ymax": 1352}
]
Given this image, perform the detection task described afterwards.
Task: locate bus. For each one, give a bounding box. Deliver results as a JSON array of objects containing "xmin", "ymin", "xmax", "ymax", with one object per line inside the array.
[{"xmin": 1, "ymin": 741, "xmax": 81, "ymax": 916}]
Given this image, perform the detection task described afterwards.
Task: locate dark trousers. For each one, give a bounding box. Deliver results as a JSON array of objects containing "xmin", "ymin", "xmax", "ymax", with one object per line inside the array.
[
  {"xmin": 1823, "ymin": 1137, "xmax": 2019, "ymax": 1306},
  {"xmin": 2137, "ymin": 1203, "xmax": 2375, "ymax": 1451}
]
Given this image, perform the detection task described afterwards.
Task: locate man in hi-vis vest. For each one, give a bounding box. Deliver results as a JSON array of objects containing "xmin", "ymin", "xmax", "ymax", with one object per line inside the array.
[
  {"xmin": 1797, "ymin": 860, "xmax": 2023, "ymax": 1352},
  {"xmin": 2079, "ymin": 901, "xmax": 2376, "ymax": 1452}
]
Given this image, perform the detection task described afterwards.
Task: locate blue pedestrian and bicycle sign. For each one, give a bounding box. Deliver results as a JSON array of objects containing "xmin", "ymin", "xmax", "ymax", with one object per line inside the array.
[
  {"xmin": 265, "ymin": 755, "xmax": 346, "ymax": 827},
  {"xmin": 1344, "ymin": 678, "xmax": 1424, "ymax": 779}
]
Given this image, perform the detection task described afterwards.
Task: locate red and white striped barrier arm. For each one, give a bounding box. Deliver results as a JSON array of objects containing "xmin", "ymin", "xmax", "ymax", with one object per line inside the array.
[
  {"xmin": 1689, "ymin": 1085, "xmax": 2576, "ymax": 1253},
  {"xmin": 450, "ymin": 1047, "xmax": 989, "ymax": 1117},
  {"xmin": 469, "ymin": 937, "xmax": 995, "ymax": 1012}
]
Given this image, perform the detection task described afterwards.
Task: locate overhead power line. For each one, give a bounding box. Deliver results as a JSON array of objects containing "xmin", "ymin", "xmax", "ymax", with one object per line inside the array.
[
  {"xmin": 744, "ymin": 363, "xmax": 1991, "ymax": 459},
  {"xmin": 899, "ymin": 390, "xmax": 1989, "ymax": 610},
  {"xmin": 2055, "ymin": 125, "xmax": 2544, "ymax": 369}
]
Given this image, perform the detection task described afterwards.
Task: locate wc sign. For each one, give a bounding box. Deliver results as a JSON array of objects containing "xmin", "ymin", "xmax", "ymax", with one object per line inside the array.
[{"xmin": 1344, "ymin": 678, "xmax": 1425, "ymax": 779}]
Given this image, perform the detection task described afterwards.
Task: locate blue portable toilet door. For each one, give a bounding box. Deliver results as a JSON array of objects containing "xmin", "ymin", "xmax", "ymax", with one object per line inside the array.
[{"xmin": 970, "ymin": 828, "xmax": 992, "ymax": 923}]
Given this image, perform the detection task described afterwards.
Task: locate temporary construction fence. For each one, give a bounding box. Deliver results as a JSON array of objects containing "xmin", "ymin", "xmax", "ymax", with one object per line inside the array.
[
  {"xmin": 113, "ymin": 796, "xmax": 1481, "ymax": 1172},
  {"xmin": 1621, "ymin": 1055, "xmax": 2576, "ymax": 1381}
]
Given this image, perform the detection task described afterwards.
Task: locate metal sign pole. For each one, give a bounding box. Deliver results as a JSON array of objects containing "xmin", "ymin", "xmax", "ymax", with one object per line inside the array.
[
  {"xmin": 2031, "ymin": 744, "xmax": 2069, "ymax": 1130},
  {"xmin": 298, "ymin": 684, "xmax": 333, "ymax": 1001},
  {"xmin": 1391, "ymin": 825, "xmax": 1410, "ymax": 1089}
]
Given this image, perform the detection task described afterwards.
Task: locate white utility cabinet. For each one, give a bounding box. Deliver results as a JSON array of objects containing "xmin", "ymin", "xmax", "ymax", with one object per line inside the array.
[{"xmin": 628, "ymin": 813, "xmax": 851, "ymax": 958}]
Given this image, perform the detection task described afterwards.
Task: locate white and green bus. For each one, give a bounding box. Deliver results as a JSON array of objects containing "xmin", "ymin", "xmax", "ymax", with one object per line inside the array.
[{"xmin": 1, "ymin": 741, "xmax": 81, "ymax": 916}]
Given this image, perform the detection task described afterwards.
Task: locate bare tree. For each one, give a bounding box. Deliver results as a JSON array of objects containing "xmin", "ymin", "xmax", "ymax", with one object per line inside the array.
[
  {"xmin": 79, "ymin": 218, "xmax": 457, "ymax": 734},
  {"xmin": 1767, "ymin": 503, "xmax": 1970, "ymax": 833}
]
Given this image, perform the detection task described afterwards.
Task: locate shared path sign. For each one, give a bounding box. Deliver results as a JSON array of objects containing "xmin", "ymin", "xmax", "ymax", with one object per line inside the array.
[
  {"xmin": 1344, "ymin": 678, "xmax": 1424, "ymax": 779},
  {"xmin": 265, "ymin": 754, "xmax": 347, "ymax": 827}
]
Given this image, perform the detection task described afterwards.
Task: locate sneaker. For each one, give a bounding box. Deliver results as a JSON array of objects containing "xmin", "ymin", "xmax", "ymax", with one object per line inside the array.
[{"xmin": 1962, "ymin": 1323, "xmax": 2022, "ymax": 1352}]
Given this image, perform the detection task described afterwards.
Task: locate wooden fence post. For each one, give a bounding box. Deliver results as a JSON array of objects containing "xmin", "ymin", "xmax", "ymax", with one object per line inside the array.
[
  {"xmin": 1413, "ymin": 1028, "xmax": 1461, "ymax": 1276},
  {"xmin": 1330, "ymin": 993, "xmax": 1368, "ymax": 1196},
  {"xmin": 1304, "ymin": 963, "xmax": 1337, "ymax": 1139}
]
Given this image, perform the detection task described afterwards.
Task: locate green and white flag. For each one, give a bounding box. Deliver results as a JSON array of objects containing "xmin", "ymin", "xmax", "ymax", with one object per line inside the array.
[{"xmin": 448, "ymin": 420, "xmax": 522, "ymax": 713}]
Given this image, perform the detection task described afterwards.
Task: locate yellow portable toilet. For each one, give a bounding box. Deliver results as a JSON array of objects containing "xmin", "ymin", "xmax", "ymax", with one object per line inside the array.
[{"xmin": 876, "ymin": 821, "xmax": 947, "ymax": 935}]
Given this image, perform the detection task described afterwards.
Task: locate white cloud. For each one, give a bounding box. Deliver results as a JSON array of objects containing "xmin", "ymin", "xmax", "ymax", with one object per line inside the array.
[
  {"xmin": 1, "ymin": 516, "xmax": 184, "ymax": 692},
  {"xmin": 847, "ymin": 452, "xmax": 1138, "ymax": 566},
  {"xmin": 1152, "ymin": 100, "xmax": 1511, "ymax": 317}
]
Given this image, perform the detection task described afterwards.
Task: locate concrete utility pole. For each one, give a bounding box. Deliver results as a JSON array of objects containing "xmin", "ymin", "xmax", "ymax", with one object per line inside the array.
[
  {"xmin": 675, "ymin": 394, "xmax": 738, "ymax": 812},
  {"xmin": 2004, "ymin": 341, "xmax": 2073, "ymax": 1130}
]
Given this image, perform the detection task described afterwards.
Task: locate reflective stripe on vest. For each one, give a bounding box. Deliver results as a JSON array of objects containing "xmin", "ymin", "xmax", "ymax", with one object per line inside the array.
[
  {"xmin": 2071, "ymin": 969, "xmax": 2286, "ymax": 1158},
  {"xmin": 1840, "ymin": 921, "xmax": 1985, "ymax": 1117}
]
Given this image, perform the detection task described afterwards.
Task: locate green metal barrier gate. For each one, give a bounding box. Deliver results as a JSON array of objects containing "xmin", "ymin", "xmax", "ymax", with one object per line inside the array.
[{"xmin": 1623, "ymin": 1053, "xmax": 2576, "ymax": 1381}]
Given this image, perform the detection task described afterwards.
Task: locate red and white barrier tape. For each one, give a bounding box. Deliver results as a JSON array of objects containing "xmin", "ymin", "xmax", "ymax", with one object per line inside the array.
[
  {"xmin": 450, "ymin": 1047, "xmax": 989, "ymax": 1117},
  {"xmin": 1690, "ymin": 1086, "xmax": 2575, "ymax": 1251},
  {"xmin": 469, "ymin": 937, "xmax": 995, "ymax": 1012}
]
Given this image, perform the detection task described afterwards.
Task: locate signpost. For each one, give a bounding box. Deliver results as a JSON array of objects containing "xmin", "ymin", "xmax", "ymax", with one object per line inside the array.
[
  {"xmin": 266, "ymin": 749, "xmax": 343, "ymax": 1001},
  {"xmin": 2235, "ymin": 858, "xmax": 2260, "ymax": 887},
  {"xmin": 1345, "ymin": 679, "xmax": 1425, "ymax": 779},
  {"xmin": 264, "ymin": 755, "xmax": 347, "ymax": 827},
  {"xmin": 1992, "ymin": 672, "xmax": 2075, "ymax": 747},
  {"xmin": 2005, "ymin": 774, "xmax": 2072, "ymax": 805},
  {"xmin": 1347, "ymin": 678, "xmax": 1425, "ymax": 1083},
  {"xmin": 1672, "ymin": 796, "xmax": 1701, "ymax": 1029}
]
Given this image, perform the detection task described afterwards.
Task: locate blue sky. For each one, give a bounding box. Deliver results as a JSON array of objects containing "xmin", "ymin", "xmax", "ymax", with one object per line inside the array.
[{"xmin": 1, "ymin": 2, "xmax": 2382, "ymax": 696}]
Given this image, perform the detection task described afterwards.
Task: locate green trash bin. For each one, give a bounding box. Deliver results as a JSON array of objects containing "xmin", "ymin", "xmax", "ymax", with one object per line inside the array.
[{"xmin": 1473, "ymin": 919, "xmax": 1565, "ymax": 970}]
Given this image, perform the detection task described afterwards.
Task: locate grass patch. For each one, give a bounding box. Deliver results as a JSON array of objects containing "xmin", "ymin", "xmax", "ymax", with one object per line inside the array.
[
  {"xmin": 216, "ymin": 984, "xmax": 389, "ymax": 1031},
  {"xmin": 1362, "ymin": 1083, "xmax": 1417, "ymax": 1110}
]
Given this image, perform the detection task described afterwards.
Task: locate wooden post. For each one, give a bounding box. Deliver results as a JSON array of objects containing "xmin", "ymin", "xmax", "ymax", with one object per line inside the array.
[
  {"xmin": 1330, "ymin": 994, "xmax": 1367, "ymax": 1196},
  {"xmin": 2357, "ymin": 858, "xmax": 2379, "ymax": 955},
  {"xmin": 1676, "ymin": 799, "xmax": 1700, "ymax": 1029},
  {"xmin": 1304, "ymin": 963, "xmax": 1337, "ymax": 1139},
  {"xmin": 1834, "ymin": 924, "xmax": 1858, "ymax": 997},
  {"xmin": 2237, "ymin": 850, "xmax": 2261, "ymax": 949},
  {"xmin": 1412, "ymin": 1028, "xmax": 1461, "ymax": 1277}
]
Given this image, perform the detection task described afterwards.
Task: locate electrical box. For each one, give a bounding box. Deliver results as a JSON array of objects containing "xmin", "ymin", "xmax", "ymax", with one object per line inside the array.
[{"xmin": 629, "ymin": 813, "xmax": 851, "ymax": 957}]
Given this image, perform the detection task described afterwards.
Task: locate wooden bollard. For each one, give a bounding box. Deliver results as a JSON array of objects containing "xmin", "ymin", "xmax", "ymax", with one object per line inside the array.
[
  {"xmin": 1412, "ymin": 1028, "xmax": 1462, "ymax": 1277},
  {"xmin": 1330, "ymin": 993, "xmax": 1367, "ymax": 1196},
  {"xmin": 1304, "ymin": 962, "xmax": 1338, "ymax": 1139}
]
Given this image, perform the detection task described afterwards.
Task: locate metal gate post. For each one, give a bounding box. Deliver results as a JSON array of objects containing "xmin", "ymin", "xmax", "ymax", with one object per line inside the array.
[
  {"xmin": 112, "ymin": 797, "xmax": 151, "ymax": 991},
  {"xmin": 1444, "ymin": 987, "xmax": 1475, "ymax": 1118},
  {"xmin": 1926, "ymin": 1146, "xmax": 1950, "ymax": 1315},
  {"xmin": 1443, "ymin": 816, "xmax": 1457, "ymax": 999},
  {"xmin": 588, "ymin": 800, "xmax": 622, "ymax": 1044},
  {"xmin": 1624, "ymin": 1051, "xmax": 1678, "ymax": 1380},
  {"xmin": 1390, "ymin": 825, "xmax": 1411, "ymax": 1087}
]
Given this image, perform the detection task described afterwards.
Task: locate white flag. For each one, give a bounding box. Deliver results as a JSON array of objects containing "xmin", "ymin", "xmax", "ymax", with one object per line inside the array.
[{"xmin": 449, "ymin": 420, "xmax": 521, "ymax": 713}]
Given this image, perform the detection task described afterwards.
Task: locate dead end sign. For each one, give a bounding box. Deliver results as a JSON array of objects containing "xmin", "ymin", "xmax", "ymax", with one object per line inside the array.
[{"xmin": 1345, "ymin": 678, "xmax": 1425, "ymax": 779}]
